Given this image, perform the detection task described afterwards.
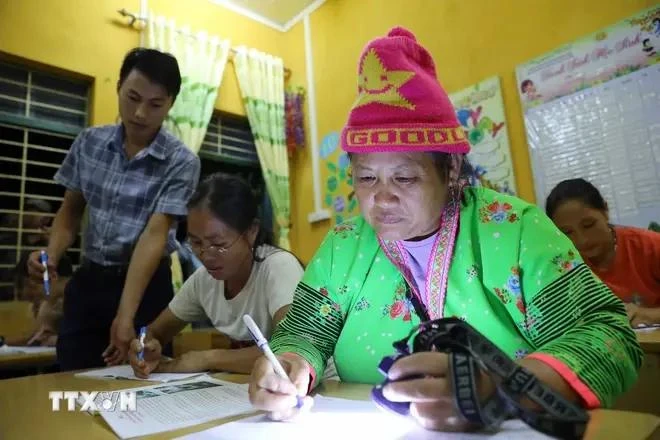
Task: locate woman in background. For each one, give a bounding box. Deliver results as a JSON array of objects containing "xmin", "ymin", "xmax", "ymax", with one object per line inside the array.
[
  {"xmin": 546, "ymin": 178, "xmax": 660, "ymax": 327},
  {"xmin": 128, "ymin": 173, "xmax": 304, "ymax": 375}
]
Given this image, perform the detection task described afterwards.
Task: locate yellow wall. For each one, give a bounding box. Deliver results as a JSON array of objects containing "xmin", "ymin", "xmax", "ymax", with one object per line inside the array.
[
  {"xmin": 0, "ymin": 0, "xmax": 296, "ymax": 123},
  {"xmin": 288, "ymin": 0, "xmax": 657, "ymax": 262},
  {"xmin": 279, "ymin": 21, "xmax": 317, "ymax": 257},
  {"xmin": 0, "ymin": 0, "xmax": 308, "ymax": 253},
  {"xmin": 1, "ymin": 0, "xmax": 655, "ymax": 263}
]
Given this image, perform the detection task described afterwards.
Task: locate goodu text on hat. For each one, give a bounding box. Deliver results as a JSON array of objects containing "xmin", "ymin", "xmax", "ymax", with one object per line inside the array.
[{"xmin": 345, "ymin": 127, "xmax": 467, "ymax": 148}]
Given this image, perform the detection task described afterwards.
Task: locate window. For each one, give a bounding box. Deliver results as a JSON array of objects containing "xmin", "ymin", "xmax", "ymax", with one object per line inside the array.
[
  {"xmin": 198, "ymin": 112, "xmax": 273, "ymax": 239},
  {"xmin": 200, "ymin": 112, "xmax": 259, "ymax": 165},
  {"xmin": 0, "ymin": 61, "xmax": 90, "ymax": 301}
]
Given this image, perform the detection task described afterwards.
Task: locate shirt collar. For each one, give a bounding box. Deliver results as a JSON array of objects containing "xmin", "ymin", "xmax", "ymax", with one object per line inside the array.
[{"xmin": 110, "ymin": 124, "xmax": 172, "ymax": 160}]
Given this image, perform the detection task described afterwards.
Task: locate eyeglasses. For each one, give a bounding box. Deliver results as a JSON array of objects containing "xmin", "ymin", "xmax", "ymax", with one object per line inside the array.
[{"xmin": 190, "ymin": 233, "xmax": 244, "ymax": 257}]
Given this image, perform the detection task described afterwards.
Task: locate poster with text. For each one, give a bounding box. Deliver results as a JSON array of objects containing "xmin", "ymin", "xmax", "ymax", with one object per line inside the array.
[
  {"xmin": 319, "ymin": 131, "xmax": 358, "ymax": 226},
  {"xmin": 515, "ymin": 6, "xmax": 660, "ymax": 110},
  {"xmin": 449, "ymin": 76, "xmax": 517, "ymax": 195}
]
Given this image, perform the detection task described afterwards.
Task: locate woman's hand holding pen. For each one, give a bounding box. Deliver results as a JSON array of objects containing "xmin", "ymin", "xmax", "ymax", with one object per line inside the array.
[
  {"xmin": 128, "ymin": 334, "xmax": 162, "ymax": 378},
  {"xmin": 248, "ymin": 353, "xmax": 314, "ymax": 421}
]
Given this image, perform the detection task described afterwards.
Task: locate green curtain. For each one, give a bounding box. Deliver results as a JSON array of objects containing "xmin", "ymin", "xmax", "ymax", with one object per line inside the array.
[
  {"xmin": 146, "ymin": 14, "xmax": 231, "ymax": 153},
  {"xmin": 233, "ymin": 47, "xmax": 291, "ymax": 250}
]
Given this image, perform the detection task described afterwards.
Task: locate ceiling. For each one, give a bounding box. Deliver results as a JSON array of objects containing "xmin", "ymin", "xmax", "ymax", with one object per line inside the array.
[{"xmin": 209, "ymin": 0, "xmax": 326, "ymax": 31}]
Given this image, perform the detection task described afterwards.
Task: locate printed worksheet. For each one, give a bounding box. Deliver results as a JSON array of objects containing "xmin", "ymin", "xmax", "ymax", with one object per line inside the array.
[
  {"xmin": 75, "ymin": 364, "xmax": 206, "ymax": 383},
  {"xmin": 85, "ymin": 377, "xmax": 255, "ymax": 439}
]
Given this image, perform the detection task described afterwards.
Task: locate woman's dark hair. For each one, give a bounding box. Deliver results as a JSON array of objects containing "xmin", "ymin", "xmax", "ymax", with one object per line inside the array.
[
  {"xmin": 545, "ymin": 178, "xmax": 607, "ymax": 219},
  {"xmin": 119, "ymin": 48, "xmax": 182, "ymax": 100},
  {"xmin": 520, "ymin": 79, "xmax": 534, "ymax": 93},
  {"xmin": 14, "ymin": 253, "xmax": 73, "ymax": 293},
  {"xmin": 429, "ymin": 152, "xmax": 474, "ymax": 184},
  {"xmin": 187, "ymin": 173, "xmax": 286, "ymax": 263},
  {"xmin": 431, "ymin": 153, "xmax": 475, "ymax": 205}
]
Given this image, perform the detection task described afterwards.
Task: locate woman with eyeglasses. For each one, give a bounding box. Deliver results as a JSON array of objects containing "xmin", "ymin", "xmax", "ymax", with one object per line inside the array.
[{"xmin": 128, "ymin": 173, "xmax": 303, "ymax": 376}]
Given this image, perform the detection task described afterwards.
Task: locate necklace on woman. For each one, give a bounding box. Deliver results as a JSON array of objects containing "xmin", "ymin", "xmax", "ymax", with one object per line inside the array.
[{"xmin": 594, "ymin": 225, "xmax": 618, "ymax": 271}]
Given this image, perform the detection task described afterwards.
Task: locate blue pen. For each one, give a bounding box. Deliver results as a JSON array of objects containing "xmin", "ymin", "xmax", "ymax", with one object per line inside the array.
[
  {"xmin": 39, "ymin": 250, "xmax": 50, "ymax": 297},
  {"xmin": 138, "ymin": 326, "xmax": 147, "ymax": 361},
  {"xmin": 243, "ymin": 314, "xmax": 305, "ymax": 409}
]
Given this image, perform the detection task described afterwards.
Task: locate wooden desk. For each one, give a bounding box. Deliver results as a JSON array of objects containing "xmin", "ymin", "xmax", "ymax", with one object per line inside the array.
[
  {"xmin": 0, "ymin": 301, "xmax": 56, "ymax": 372},
  {"xmin": 0, "ymin": 372, "xmax": 658, "ymax": 440},
  {"xmin": 0, "ymin": 350, "xmax": 56, "ymax": 369},
  {"xmin": 637, "ymin": 328, "xmax": 660, "ymax": 353},
  {"xmin": 614, "ymin": 329, "xmax": 660, "ymax": 416}
]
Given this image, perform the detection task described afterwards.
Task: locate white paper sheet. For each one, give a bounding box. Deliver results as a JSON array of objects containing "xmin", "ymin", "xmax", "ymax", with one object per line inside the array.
[
  {"xmin": 75, "ymin": 365, "xmax": 206, "ymax": 382},
  {"xmin": 634, "ymin": 325, "xmax": 660, "ymax": 333},
  {"xmin": 0, "ymin": 345, "xmax": 56, "ymax": 355},
  {"xmin": 175, "ymin": 395, "xmax": 554, "ymax": 440},
  {"xmin": 93, "ymin": 377, "xmax": 255, "ymax": 439}
]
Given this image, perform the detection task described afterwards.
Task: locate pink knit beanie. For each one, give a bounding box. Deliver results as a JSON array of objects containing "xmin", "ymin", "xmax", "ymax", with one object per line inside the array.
[{"xmin": 341, "ymin": 27, "xmax": 470, "ymax": 154}]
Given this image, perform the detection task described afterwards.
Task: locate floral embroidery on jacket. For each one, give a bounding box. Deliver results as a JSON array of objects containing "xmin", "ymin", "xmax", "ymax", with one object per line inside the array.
[
  {"xmin": 355, "ymin": 297, "xmax": 370, "ymax": 311},
  {"xmin": 494, "ymin": 287, "xmax": 511, "ymax": 304},
  {"xmin": 519, "ymin": 304, "xmax": 543, "ymax": 339},
  {"xmin": 319, "ymin": 304, "xmax": 333, "ymax": 317},
  {"xmin": 382, "ymin": 284, "xmax": 413, "ymax": 321},
  {"xmin": 317, "ymin": 302, "xmax": 341, "ymax": 320},
  {"xmin": 333, "ymin": 222, "xmax": 357, "ymax": 239},
  {"xmin": 312, "ymin": 286, "xmax": 341, "ymax": 324},
  {"xmin": 466, "ymin": 265, "xmax": 479, "ymax": 282},
  {"xmin": 507, "ymin": 267, "xmax": 521, "ymax": 294},
  {"xmin": 479, "ymin": 201, "xmax": 520, "ymax": 224},
  {"xmin": 551, "ymin": 250, "xmax": 580, "ymax": 274},
  {"xmin": 514, "ymin": 348, "xmax": 529, "ymax": 360},
  {"xmin": 494, "ymin": 267, "xmax": 523, "ymax": 310}
]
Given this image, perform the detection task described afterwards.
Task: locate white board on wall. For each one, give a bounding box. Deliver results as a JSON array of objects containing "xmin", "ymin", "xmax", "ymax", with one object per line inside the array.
[{"xmin": 516, "ymin": 6, "xmax": 660, "ymax": 228}]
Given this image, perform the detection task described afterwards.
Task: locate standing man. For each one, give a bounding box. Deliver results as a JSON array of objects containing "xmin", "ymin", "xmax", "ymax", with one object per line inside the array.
[{"xmin": 28, "ymin": 48, "xmax": 201, "ymax": 370}]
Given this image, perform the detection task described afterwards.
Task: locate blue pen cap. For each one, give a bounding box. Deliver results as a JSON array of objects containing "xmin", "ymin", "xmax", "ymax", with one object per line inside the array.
[
  {"xmin": 138, "ymin": 326, "xmax": 147, "ymax": 361},
  {"xmin": 39, "ymin": 250, "xmax": 50, "ymax": 296}
]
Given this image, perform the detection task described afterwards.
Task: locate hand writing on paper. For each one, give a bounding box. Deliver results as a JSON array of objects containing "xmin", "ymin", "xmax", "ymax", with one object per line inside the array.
[
  {"xmin": 248, "ymin": 353, "xmax": 314, "ymax": 421},
  {"xmin": 128, "ymin": 334, "xmax": 162, "ymax": 378},
  {"xmin": 381, "ymin": 352, "xmax": 492, "ymax": 432}
]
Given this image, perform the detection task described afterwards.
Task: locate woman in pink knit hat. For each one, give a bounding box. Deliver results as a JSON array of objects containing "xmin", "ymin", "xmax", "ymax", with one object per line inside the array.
[{"xmin": 248, "ymin": 28, "xmax": 641, "ymax": 436}]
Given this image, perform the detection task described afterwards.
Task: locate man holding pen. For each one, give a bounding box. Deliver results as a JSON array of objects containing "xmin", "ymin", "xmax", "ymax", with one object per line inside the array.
[{"xmin": 27, "ymin": 48, "xmax": 200, "ymax": 371}]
